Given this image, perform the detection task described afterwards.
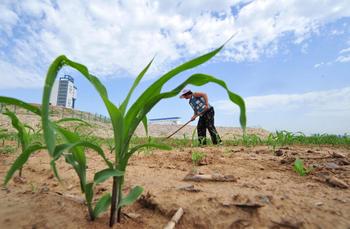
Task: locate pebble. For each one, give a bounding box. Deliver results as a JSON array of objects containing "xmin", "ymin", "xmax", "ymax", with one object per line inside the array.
[
  {"xmin": 315, "ymin": 202, "xmax": 323, "ymax": 206},
  {"xmin": 274, "ymin": 149, "xmax": 283, "ymax": 156},
  {"xmin": 324, "ymin": 162, "xmax": 340, "ymax": 170}
]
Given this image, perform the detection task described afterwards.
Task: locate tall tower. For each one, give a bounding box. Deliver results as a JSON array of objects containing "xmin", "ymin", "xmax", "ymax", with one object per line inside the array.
[{"xmin": 50, "ymin": 75, "xmax": 77, "ymax": 109}]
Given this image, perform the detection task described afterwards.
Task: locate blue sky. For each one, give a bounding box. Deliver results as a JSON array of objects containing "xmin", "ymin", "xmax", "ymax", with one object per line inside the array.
[{"xmin": 1, "ymin": 0, "xmax": 350, "ymax": 134}]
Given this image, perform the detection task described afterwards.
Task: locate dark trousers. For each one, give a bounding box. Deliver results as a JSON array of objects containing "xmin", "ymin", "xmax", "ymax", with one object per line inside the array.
[{"xmin": 197, "ymin": 107, "xmax": 221, "ymax": 145}]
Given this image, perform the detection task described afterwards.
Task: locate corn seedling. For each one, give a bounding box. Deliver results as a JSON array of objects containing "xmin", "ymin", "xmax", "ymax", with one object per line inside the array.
[
  {"xmin": 0, "ymin": 43, "xmax": 246, "ymax": 226},
  {"xmin": 0, "ymin": 145, "xmax": 16, "ymax": 154},
  {"xmin": 293, "ymin": 158, "xmax": 313, "ymax": 176},
  {"xmin": 191, "ymin": 151, "xmax": 206, "ymax": 165},
  {"xmin": 2, "ymin": 108, "xmax": 44, "ymax": 177}
]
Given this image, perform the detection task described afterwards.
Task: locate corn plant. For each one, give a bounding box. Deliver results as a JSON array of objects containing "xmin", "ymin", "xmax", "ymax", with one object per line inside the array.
[
  {"xmin": 1, "ymin": 43, "xmax": 246, "ymax": 226},
  {"xmin": 0, "ymin": 100, "xmax": 45, "ymax": 185},
  {"xmin": 2, "ymin": 108, "xmax": 43, "ymax": 177},
  {"xmin": 0, "ymin": 127, "xmax": 9, "ymax": 146},
  {"xmin": 41, "ymin": 44, "xmax": 246, "ymax": 226},
  {"xmin": 293, "ymin": 158, "xmax": 313, "ymax": 176},
  {"xmin": 0, "ymin": 98, "xmax": 116, "ymax": 221},
  {"xmin": 191, "ymin": 151, "xmax": 205, "ymax": 165}
]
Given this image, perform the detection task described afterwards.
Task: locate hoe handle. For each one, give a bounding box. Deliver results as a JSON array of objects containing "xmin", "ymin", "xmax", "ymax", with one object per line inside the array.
[{"xmin": 165, "ymin": 119, "xmax": 192, "ymax": 139}]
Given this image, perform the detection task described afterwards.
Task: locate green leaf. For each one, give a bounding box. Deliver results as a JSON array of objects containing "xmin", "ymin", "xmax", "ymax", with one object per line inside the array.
[
  {"xmin": 123, "ymin": 46, "xmax": 224, "ymax": 141},
  {"xmin": 117, "ymin": 186, "xmax": 143, "ymax": 208},
  {"xmin": 120, "ymin": 58, "xmax": 154, "ymax": 115},
  {"xmin": 55, "ymin": 117, "xmax": 91, "ymax": 127},
  {"xmin": 0, "ymin": 96, "xmax": 41, "ymax": 116},
  {"xmin": 52, "ymin": 141, "xmax": 113, "ymax": 169},
  {"xmin": 126, "ymin": 73, "xmax": 246, "ymax": 142},
  {"xmin": 4, "ymin": 144, "xmax": 44, "ymax": 185},
  {"xmin": 141, "ymin": 116, "xmax": 148, "ymax": 136},
  {"xmin": 293, "ymin": 158, "xmax": 309, "ymax": 176},
  {"xmin": 128, "ymin": 143, "xmax": 171, "ymax": 156},
  {"xmin": 41, "ymin": 55, "xmax": 123, "ymax": 159},
  {"xmin": 94, "ymin": 168, "xmax": 124, "ymax": 185},
  {"xmin": 2, "ymin": 109, "xmax": 30, "ymax": 150},
  {"xmin": 55, "ymin": 127, "xmax": 86, "ymax": 166},
  {"xmin": 93, "ymin": 193, "xmax": 112, "ymax": 218},
  {"xmin": 50, "ymin": 159, "xmax": 61, "ymax": 181},
  {"xmin": 85, "ymin": 182, "xmax": 94, "ymax": 204}
]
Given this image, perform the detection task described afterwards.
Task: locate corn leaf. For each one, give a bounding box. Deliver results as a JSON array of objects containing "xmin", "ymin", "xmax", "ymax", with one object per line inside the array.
[
  {"xmin": 94, "ymin": 168, "xmax": 124, "ymax": 184},
  {"xmin": 141, "ymin": 116, "xmax": 148, "ymax": 136},
  {"xmin": 41, "ymin": 56, "xmax": 123, "ymax": 159},
  {"xmin": 128, "ymin": 143, "xmax": 171, "ymax": 156},
  {"xmin": 124, "ymin": 45, "xmax": 224, "ymax": 141},
  {"xmin": 0, "ymin": 96, "xmax": 41, "ymax": 116},
  {"xmin": 55, "ymin": 117, "xmax": 91, "ymax": 127},
  {"xmin": 117, "ymin": 186, "xmax": 143, "ymax": 208},
  {"xmin": 4, "ymin": 143, "xmax": 44, "ymax": 185},
  {"xmin": 56, "ymin": 127, "xmax": 86, "ymax": 166},
  {"xmin": 2, "ymin": 109, "xmax": 30, "ymax": 150},
  {"xmin": 93, "ymin": 193, "xmax": 112, "ymax": 218},
  {"xmin": 52, "ymin": 141, "xmax": 112, "ymax": 168},
  {"xmin": 128, "ymin": 73, "xmax": 246, "ymax": 141},
  {"xmin": 120, "ymin": 58, "xmax": 154, "ymax": 115},
  {"xmin": 85, "ymin": 182, "xmax": 94, "ymax": 204}
]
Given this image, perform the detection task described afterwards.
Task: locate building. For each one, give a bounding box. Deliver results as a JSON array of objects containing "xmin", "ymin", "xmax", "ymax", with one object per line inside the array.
[{"xmin": 50, "ymin": 75, "xmax": 77, "ymax": 109}]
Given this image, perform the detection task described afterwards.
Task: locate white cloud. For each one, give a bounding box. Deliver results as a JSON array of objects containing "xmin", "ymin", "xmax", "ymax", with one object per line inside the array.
[
  {"xmin": 339, "ymin": 47, "xmax": 350, "ymax": 54},
  {"xmin": 0, "ymin": 59, "xmax": 43, "ymax": 89},
  {"xmin": 336, "ymin": 55, "xmax": 350, "ymax": 62},
  {"xmin": 213, "ymin": 87, "xmax": 350, "ymax": 134},
  {"xmin": 214, "ymin": 87, "xmax": 350, "ymax": 115},
  {"xmin": 1, "ymin": 0, "xmax": 350, "ymax": 88}
]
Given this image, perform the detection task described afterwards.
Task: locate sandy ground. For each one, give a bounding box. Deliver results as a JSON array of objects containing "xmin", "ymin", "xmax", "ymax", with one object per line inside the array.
[{"xmin": 0, "ymin": 141, "xmax": 349, "ymax": 229}]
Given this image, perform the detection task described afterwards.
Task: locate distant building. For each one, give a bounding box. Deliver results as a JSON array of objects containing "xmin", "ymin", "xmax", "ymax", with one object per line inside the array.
[{"xmin": 50, "ymin": 75, "xmax": 77, "ymax": 109}]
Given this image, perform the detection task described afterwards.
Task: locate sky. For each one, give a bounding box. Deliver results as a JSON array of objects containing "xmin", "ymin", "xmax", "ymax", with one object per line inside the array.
[{"xmin": 0, "ymin": 0, "xmax": 350, "ymax": 135}]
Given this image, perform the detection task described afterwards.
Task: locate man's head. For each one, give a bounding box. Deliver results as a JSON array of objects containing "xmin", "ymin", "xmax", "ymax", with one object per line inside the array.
[{"xmin": 180, "ymin": 89, "xmax": 192, "ymax": 99}]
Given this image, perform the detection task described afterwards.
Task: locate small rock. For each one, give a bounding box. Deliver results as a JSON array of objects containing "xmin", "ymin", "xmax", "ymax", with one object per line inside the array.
[
  {"xmin": 230, "ymin": 219, "xmax": 251, "ymax": 228},
  {"xmin": 177, "ymin": 184, "xmax": 201, "ymax": 192},
  {"xmin": 315, "ymin": 202, "xmax": 323, "ymax": 206},
  {"xmin": 67, "ymin": 184, "xmax": 74, "ymax": 190},
  {"xmin": 333, "ymin": 197, "xmax": 347, "ymax": 203},
  {"xmin": 47, "ymin": 174, "xmax": 54, "ymax": 179},
  {"xmin": 332, "ymin": 152, "xmax": 346, "ymax": 158},
  {"xmin": 272, "ymin": 217, "xmax": 303, "ymax": 229},
  {"xmin": 256, "ymin": 195, "xmax": 272, "ymax": 204},
  {"xmin": 326, "ymin": 176, "xmax": 349, "ymax": 189},
  {"xmin": 337, "ymin": 158, "xmax": 350, "ymax": 165},
  {"xmin": 274, "ymin": 149, "xmax": 283, "ymax": 156},
  {"xmin": 280, "ymin": 157, "xmax": 294, "ymax": 164},
  {"xmin": 165, "ymin": 165, "xmax": 176, "ymax": 169},
  {"xmin": 324, "ymin": 162, "xmax": 340, "ymax": 170},
  {"xmin": 13, "ymin": 176, "xmax": 26, "ymax": 184},
  {"xmin": 126, "ymin": 212, "xmax": 141, "ymax": 219},
  {"xmin": 40, "ymin": 185, "xmax": 49, "ymax": 193}
]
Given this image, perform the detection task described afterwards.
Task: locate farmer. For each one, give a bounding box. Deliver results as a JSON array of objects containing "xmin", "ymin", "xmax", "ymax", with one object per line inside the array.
[{"xmin": 180, "ymin": 89, "xmax": 222, "ymax": 145}]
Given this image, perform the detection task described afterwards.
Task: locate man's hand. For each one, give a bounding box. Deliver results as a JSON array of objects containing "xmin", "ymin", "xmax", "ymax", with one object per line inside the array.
[{"xmin": 191, "ymin": 115, "xmax": 197, "ymax": 121}]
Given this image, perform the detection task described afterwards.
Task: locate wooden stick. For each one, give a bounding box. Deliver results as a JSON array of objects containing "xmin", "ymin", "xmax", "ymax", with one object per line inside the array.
[
  {"xmin": 183, "ymin": 173, "xmax": 236, "ymax": 182},
  {"xmin": 165, "ymin": 120, "xmax": 192, "ymax": 139},
  {"xmin": 163, "ymin": 208, "xmax": 184, "ymax": 229}
]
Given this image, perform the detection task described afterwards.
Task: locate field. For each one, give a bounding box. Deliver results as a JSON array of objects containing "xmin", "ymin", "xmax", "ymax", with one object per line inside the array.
[{"xmin": 0, "ymin": 121, "xmax": 349, "ymax": 229}]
